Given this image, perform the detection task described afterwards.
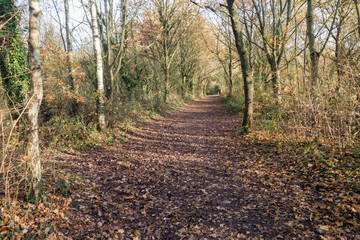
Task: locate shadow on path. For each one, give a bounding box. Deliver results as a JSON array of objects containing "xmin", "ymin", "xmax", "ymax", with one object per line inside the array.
[{"xmin": 60, "ymin": 96, "xmax": 298, "ymax": 239}]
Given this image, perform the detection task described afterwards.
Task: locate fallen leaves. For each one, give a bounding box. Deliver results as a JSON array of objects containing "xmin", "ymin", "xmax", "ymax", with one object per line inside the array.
[{"xmin": 3, "ymin": 96, "xmax": 357, "ymax": 239}]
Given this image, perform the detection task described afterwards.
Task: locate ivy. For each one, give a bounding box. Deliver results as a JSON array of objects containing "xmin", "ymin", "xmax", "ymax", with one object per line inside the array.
[{"xmin": 0, "ymin": 0, "xmax": 30, "ymax": 106}]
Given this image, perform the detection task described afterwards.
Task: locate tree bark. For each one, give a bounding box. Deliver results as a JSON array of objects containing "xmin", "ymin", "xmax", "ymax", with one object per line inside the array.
[
  {"xmin": 64, "ymin": 0, "xmax": 78, "ymax": 115},
  {"xmin": 104, "ymin": 0, "xmax": 128, "ymax": 101},
  {"xmin": 90, "ymin": 0, "xmax": 106, "ymax": 131},
  {"xmin": 65, "ymin": 0, "xmax": 73, "ymax": 89},
  {"xmin": 226, "ymin": 0, "xmax": 254, "ymax": 134},
  {"xmin": 27, "ymin": 0, "xmax": 43, "ymax": 200},
  {"xmin": 228, "ymin": 24, "xmax": 233, "ymax": 98},
  {"xmin": 306, "ymin": 0, "xmax": 319, "ymax": 89},
  {"xmin": 354, "ymin": 0, "xmax": 360, "ymax": 38}
]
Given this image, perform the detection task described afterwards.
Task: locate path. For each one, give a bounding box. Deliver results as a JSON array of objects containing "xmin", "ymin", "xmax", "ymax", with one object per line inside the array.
[{"xmin": 60, "ymin": 96, "xmax": 301, "ymax": 239}]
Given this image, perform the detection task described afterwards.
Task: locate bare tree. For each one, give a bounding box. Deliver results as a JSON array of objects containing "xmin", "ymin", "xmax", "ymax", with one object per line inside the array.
[
  {"xmin": 207, "ymin": 16, "xmax": 236, "ymax": 98},
  {"xmin": 144, "ymin": 0, "xmax": 185, "ymax": 102},
  {"xmin": 225, "ymin": 0, "xmax": 254, "ymax": 134},
  {"xmin": 251, "ymin": 0, "xmax": 293, "ymax": 101},
  {"xmin": 27, "ymin": 0, "xmax": 43, "ymax": 200},
  {"xmin": 306, "ymin": 0, "xmax": 339, "ymax": 89},
  {"xmin": 103, "ymin": 0, "xmax": 129, "ymax": 101},
  {"xmin": 90, "ymin": 0, "xmax": 106, "ymax": 130}
]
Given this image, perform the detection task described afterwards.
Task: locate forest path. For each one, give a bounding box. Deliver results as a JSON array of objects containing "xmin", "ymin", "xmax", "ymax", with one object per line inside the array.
[{"xmin": 62, "ymin": 96, "xmax": 300, "ymax": 239}]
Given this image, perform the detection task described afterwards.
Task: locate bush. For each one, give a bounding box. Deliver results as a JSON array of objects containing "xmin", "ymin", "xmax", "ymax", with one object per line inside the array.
[{"xmin": 222, "ymin": 95, "xmax": 244, "ymax": 115}]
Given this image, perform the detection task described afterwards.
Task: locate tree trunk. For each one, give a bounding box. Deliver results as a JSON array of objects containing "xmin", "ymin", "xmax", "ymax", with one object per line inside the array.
[
  {"xmin": 354, "ymin": 0, "xmax": 360, "ymax": 38},
  {"xmin": 90, "ymin": 0, "xmax": 106, "ymax": 131},
  {"xmin": 105, "ymin": 0, "xmax": 113, "ymax": 100},
  {"xmin": 65, "ymin": 0, "xmax": 73, "ymax": 89},
  {"xmin": 163, "ymin": 21, "xmax": 170, "ymax": 102},
  {"xmin": 228, "ymin": 33, "xmax": 233, "ymax": 98},
  {"xmin": 307, "ymin": 0, "xmax": 319, "ymax": 89},
  {"xmin": 182, "ymin": 76, "xmax": 187, "ymax": 98},
  {"xmin": 164, "ymin": 65, "xmax": 170, "ymax": 102},
  {"xmin": 64, "ymin": 0, "xmax": 78, "ymax": 115},
  {"xmin": 27, "ymin": 0, "xmax": 43, "ymax": 201},
  {"xmin": 105, "ymin": 0, "xmax": 128, "ymax": 101},
  {"xmin": 334, "ymin": 25, "xmax": 344, "ymax": 93},
  {"xmin": 226, "ymin": 0, "xmax": 254, "ymax": 134},
  {"xmin": 270, "ymin": 61, "xmax": 281, "ymax": 102}
]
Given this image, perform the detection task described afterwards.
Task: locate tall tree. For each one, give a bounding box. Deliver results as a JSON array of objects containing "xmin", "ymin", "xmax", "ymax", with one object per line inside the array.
[
  {"xmin": 207, "ymin": 16, "xmax": 236, "ymax": 98},
  {"xmin": 103, "ymin": 0, "xmax": 129, "ymax": 101},
  {"xmin": 65, "ymin": 0, "xmax": 73, "ymax": 88},
  {"xmin": 27, "ymin": 0, "xmax": 43, "ymax": 200},
  {"xmin": 306, "ymin": 0, "xmax": 339, "ymax": 90},
  {"xmin": 64, "ymin": 0, "xmax": 79, "ymax": 115},
  {"xmin": 306, "ymin": 0, "xmax": 318, "ymax": 89},
  {"xmin": 145, "ymin": 0, "xmax": 185, "ymax": 102},
  {"xmin": 178, "ymin": 5, "xmax": 202, "ymax": 99},
  {"xmin": 251, "ymin": 0, "xmax": 292, "ymax": 101},
  {"xmin": 90, "ymin": 0, "xmax": 106, "ymax": 130},
  {"xmin": 226, "ymin": 0, "xmax": 254, "ymax": 134}
]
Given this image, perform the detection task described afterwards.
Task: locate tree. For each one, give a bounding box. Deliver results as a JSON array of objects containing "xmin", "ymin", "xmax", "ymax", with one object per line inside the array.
[
  {"xmin": 207, "ymin": 15, "xmax": 236, "ymax": 98},
  {"xmin": 102, "ymin": 0, "xmax": 129, "ymax": 101},
  {"xmin": 90, "ymin": 0, "xmax": 106, "ymax": 130},
  {"xmin": 64, "ymin": 0, "xmax": 79, "ymax": 115},
  {"xmin": 355, "ymin": 0, "xmax": 360, "ymax": 37},
  {"xmin": 178, "ymin": 6, "xmax": 203, "ymax": 98},
  {"xmin": 27, "ymin": 0, "xmax": 44, "ymax": 200},
  {"xmin": 144, "ymin": 0, "xmax": 185, "ymax": 102},
  {"xmin": 225, "ymin": 0, "xmax": 254, "ymax": 134},
  {"xmin": 306, "ymin": 0, "xmax": 339, "ymax": 90},
  {"xmin": 251, "ymin": 0, "xmax": 293, "ymax": 101},
  {"xmin": 190, "ymin": 0, "xmax": 254, "ymax": 133}
]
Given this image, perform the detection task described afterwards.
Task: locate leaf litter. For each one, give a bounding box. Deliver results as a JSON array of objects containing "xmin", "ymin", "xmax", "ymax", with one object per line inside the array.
[
  {"xmin": 3, "ymin": 95, "xmax": 357, "ymax": 239},
  {"xmin": 59, "ymin": 96, "xmax": 359, "ymax": 239}
]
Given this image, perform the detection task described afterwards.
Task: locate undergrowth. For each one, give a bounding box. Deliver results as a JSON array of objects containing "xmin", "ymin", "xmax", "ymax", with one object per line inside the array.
[
  {"xmin": 225, "ymin": 91, "xmax": 360, "ymax": 195},
  {"xmin": 221, "ymin": 94, "xmax": 244, "ymax": 115}
]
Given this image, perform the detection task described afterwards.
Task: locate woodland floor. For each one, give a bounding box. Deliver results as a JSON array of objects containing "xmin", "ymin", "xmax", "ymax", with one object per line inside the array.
[{"xmin": 52, "ymin": 95, "xmax": 359, "ymax": 239}]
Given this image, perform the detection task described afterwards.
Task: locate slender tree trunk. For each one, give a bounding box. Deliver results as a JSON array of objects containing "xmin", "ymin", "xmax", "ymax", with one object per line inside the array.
[
  {"xmin": 356, "ymin": 0, "xmax": 360, "ymax": 101},
  {"xmin": 27, "ymin": 0, "xmax": 43, "ymax": 200},
  {"xmin": 307, "ymin": 0, "xmax": 319, "ymax": 89},
  {"xmin": 163, "ymin": 25, "xmax": 170, "ymax": 102},
  {"xmin": 354, "ymin": 0, "xmax": 360, "ymax": 38},
  {"xmin": 90, "ymin": 0, "xmax": 106, "ymax": 131},
  {"xmin": 52, "ymin": 0, "xmax": 67, "ymax": 52},
  {"xmin": 182, "ymin": 76, "xmax": 187, "ymax": 98},
  {"xmin": 105, "ymin": 0, "xmax": 113, "ymax": 100},
  {"xmin": 164, "ymin": 64, "xmax": 170, "ymax": 102},
  {"xmin": 65, "ymin": 0, "xmax": 73, "ymax": 89},
  {"xmin": 228, "ymin": 31, "xmax": 233, "ymax": 98},
  {"xmin": 226, "ymin": 0, "xmax": 254, "ymax": 134},
  {"xmin": 64, "ymin": 0, "xmax": 78, "ymax": 115},
  {"xmin": 228, "ymin": 60, "xmax": 233, "ymax": 98},
  {"xmin": 334, "ymin": 26, "xmax": 344, "ymax": 93},
  {"xmin": 109, "ymin": 0, "xmax": 128, "ymax": 100},
  {"xmin": 270, "ymin": 61, "xmax": 281, "ymax": 101}
]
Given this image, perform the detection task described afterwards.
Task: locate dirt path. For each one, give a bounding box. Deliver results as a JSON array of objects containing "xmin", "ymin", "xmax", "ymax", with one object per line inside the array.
[{"xmin": 59, "ymin": 96, "xmax": 301, "ymax": 239}]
